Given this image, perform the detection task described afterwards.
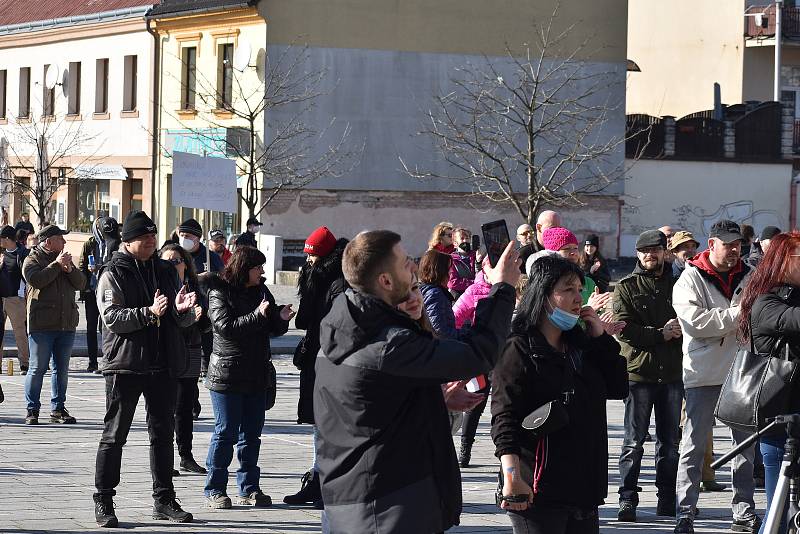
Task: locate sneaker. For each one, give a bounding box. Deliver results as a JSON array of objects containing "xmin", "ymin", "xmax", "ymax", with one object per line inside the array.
[
  {"xmin": 25, "ymin": 409, "xmax": 39, "ymax": 425},
  {"xmin": 283, "ymin": 470, "xmax": 321, "ymax": 505},
  {"xmin": 235, "ymin": 491, "xmax": 272, "ymax": 507},
  {"xmin": 50, "ymin": 408, "xmax": 76, "ymax": 424},
  {"xmin": 657, "ymin": 497, "xmax": 676, "ymax": 517},
  {"xmin": 87, "ymin": 361, "xmax": 99, "ymax": 373},
  {"xmin": 700, "ymin": 480, "xmax": 726, "ymax": 492},
  {"xmin": 674, "ymin": 516, "xmax": 694, "ymax": 534},
  {"xmin": 732, "ymin": 515, "xmax": 762, "ymax": 533},
  {"xmin": 180, "ymin": 456, "xmax": 207, "ymax": 474},
  {"xmin": 20, "ymin": 365, "xmax": 27, "ymax": 375},
  {"xmin": 152, "ymin": 499, "xmax": 193, "ymax": 522},
  {"xmin": 93, "ymin": 495, "xmax": 118, "ymax": 528},
  {"xmin": 618, "ymin": 500, "xmax": 637, "ymax": 522},
  {"xmin": 206, "ymin": 494, "xmax": 232, "ymax": 509}
]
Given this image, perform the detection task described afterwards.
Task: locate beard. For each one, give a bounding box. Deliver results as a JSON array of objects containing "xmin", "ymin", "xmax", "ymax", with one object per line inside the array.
[{"xmin": 388, "ymin": 277, "xmax": 413, "ymax": 306}]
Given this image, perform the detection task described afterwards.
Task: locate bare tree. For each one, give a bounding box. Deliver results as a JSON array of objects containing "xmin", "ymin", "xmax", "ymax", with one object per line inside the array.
[
  {"xmin": 401, "ymin": 6, "xmax": 626, "ymax": 224},
  {"xmin": 162, "ymin": 43, "xmax": 362, "ymax": 219},
  {"xmin": 1, "ymin": 110, "xmax": 103, "ymax": 229}
]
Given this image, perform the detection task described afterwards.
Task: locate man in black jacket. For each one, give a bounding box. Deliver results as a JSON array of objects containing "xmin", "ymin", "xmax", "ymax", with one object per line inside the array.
[
  {"xmin": 614, "ymin": 230, "xmax": 684, "ymax": 522},
  {"xmin": 0, "ymin": 225, "xmax": 30, "ymax": 373},
  {"xmin": 92, "ymin": 211, "xmax": 197, "ymax": 528},
  {"xmin": 314, "ymin": 230, "xmax": 520, "ymax": 533},
  {"xmin": 234, "ymin": 216, "xmax": 262, "ymax": 248}
]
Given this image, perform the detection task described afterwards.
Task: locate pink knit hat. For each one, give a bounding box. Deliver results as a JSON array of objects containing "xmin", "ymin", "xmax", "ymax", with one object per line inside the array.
[{"xmin": 542, "ymin": 227, "xmax": 579, "ymax": 251}]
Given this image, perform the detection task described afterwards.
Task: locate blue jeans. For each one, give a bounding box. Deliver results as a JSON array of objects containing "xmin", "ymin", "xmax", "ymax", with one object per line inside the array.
[
  {"xmin": 24, "ymin": 331, "xmax": 75, "ymax": 412},
  {"xmin": 205, "ymin": 389, "xmax": 266, "ymax": 497},
  {"xmin": 618, "ymin": 381, "xmax": 684, "ymax": 504},
  {"xmin": 760, "ymin": 436, "xmax": 787, "ymax": 534}
]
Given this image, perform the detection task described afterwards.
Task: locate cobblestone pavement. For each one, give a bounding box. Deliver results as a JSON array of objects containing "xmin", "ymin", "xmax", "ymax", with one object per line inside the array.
[{"xmin": 0, "ymin": 284, "xmax": 766, "ymax": 533}]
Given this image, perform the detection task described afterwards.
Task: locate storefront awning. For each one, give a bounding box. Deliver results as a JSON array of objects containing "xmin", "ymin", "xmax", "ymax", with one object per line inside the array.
[{"xmin": 73, "ymin": 165, "xmax": 128, "ymax": 181}]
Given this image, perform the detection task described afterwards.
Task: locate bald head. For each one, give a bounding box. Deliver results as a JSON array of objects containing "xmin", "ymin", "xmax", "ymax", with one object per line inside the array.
[{"xmin": 536, "ymin": 210, "xmax": 562, "ymax": 246}]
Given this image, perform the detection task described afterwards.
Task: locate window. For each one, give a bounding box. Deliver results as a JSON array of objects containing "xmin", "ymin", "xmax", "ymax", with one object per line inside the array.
[
  {"xmin": 42, "ymin": 65, "xmax": 55, "ymax": 117},
  {"xmin": 95, "ymin": 58, "xmax": 108, "ymax": 114},
  {"xmin": 73, "ymin": 179, "xmax": 109, "ymax": 232},
  {"xmin": 130, "ymin": 177, "xmax": 143, "ymax": 213},
  {"xmin": 18, "ymin": 67, "xmax": 30, "ymax": 118},
  {"xmin": 217, "ymin": 43, "xmax": 233, "ymax": 109},
  {"xmin": 123, "ymin": 55, "xmax": 137, "ymax": 111},
  {"xmin": 181, "ymin": 47, "xmax": 197, "ymax": 110},
  {"xmin": 68, "ymin": 62, "xmax": 81, "ymax": 115},
  {"xmin": 0, "ymin": 70, "xmax": 6, "ymax": 119}
]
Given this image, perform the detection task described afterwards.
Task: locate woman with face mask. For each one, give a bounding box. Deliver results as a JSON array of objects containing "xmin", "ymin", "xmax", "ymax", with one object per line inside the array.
[{"xmin": 491, "ymin": 255, "xmax": 628, "ymax": 534}]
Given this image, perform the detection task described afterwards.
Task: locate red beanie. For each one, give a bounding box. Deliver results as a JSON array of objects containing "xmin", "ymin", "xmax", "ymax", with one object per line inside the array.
[
  {"xmin": 304, "ymin": 226, "xmax": 337, "ymax": 257},
  {"xmin": 542, "ymin": 227, "xmax": 578, "ymax": 252}
]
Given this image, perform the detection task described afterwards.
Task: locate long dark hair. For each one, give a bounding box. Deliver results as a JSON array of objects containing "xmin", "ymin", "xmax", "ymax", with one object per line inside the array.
[
  {"xmin": 221, "ymin": 246, "xmax": 266, "ymax": 289},
  {"xmin": 512, "ymin": 255, "xmax": 585, "ymax": 335},
  {"xmin": 418, "ymin": 249, "xmax": 452, "ymax": 287},
  {"xmin": 578, "ymin": 246, "xmax": 605, "ymax": 273},
  {"xmin": 159, "ymin": 243, "xmax": 198, "ymax": 287},
  {"xmin": 738, "ymin": 231, "xmax": 800, "ymax": 342}
]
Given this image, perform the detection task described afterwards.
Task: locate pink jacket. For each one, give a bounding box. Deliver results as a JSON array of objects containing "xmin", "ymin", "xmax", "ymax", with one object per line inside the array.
[
  {"xmin": 452, "ymin": 270, "xmax": 493, "ymax": 329},
  {"xmin": 447, "ymin": 250, "xmax": 476, "ymax": 293}
]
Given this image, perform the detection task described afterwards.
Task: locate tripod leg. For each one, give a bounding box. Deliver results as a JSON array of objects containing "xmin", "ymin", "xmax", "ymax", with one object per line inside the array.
[{"xmin": 765, "ymin": 461, "xmax": 792, "ymax": 534}]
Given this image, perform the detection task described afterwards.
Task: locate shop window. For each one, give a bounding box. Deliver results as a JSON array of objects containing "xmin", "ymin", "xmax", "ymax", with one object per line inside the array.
[{"xmin": 73, "ymin": 180, "xmax": 110, "ymax": 232}]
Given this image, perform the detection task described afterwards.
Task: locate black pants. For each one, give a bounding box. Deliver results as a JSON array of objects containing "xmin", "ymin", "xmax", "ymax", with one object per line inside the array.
[
  {"xmin": 175, "ymin": 377, "xmax": 199, "ymax": 458},
  {"xmin": 94, "ymin": 372, "xmax": 177, "ymax": 502},
  {"xmin": 508, "ymin": 507, "xmax": 599, "ymax": 534},
  {"xmin": 84, "ymin": 291, "xmax": 101, "ymax": 364},
  {"xmin": 461, "ymin": 381, "xmax": 490, "ymax": 447}
]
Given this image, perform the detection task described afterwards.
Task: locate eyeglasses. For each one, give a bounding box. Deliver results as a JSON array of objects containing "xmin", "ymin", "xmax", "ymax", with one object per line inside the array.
[
  {"xmin": 637, "ymin": 247, "xmax": 664, "ymax": 255},
  {"xmin": 167, "ymin": 258, "xmax": 183, "ymax": 265},
  {"xmin": 518, "ymin": 231, "xmax": 534, "ymax": 236}
]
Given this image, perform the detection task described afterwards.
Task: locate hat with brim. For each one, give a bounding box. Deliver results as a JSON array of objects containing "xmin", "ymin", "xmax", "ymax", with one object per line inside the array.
[
  {"xmin": 246, "ymin": 217, "xmax": 263, "ymax": 227},
  {"xmin": 36, "ymin": 224, "xmax": 69, "ymax": 241},
  {"xmin": 669, "ymin": 230, "xmax": 700, "ymax": 251},
  {"xmin": 635, "ymin": 230, "xmax": 667, "ymax": 250},
  {"xmin": 709, "ymin": 219, "xmax": 743, "ymax": 244}
]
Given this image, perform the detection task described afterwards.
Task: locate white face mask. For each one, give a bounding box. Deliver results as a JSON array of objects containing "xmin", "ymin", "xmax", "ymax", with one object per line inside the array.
[
  {"xmin": 179, "ymin": 236, "xmax": 196, "ymax": 251},
  {"xmin": 248, "ymin": 225, "xmax": 258, "ymax": 234}
]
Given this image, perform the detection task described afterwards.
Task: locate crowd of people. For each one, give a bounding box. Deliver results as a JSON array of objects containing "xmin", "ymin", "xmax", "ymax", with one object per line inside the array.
[{"xmin": 0, "ymin": 207, "xmax": 796, "ymax": 534}]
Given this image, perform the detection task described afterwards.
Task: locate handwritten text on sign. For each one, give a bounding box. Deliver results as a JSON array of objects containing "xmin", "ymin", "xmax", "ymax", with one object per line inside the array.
[{"xmin": 171, "ymin": 151, "xmax": 237, "ymax": 213}]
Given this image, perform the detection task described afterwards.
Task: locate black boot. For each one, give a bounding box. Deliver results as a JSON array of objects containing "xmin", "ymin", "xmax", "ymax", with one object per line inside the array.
[
  {"xmin": 94, "ymin": 494, "xmax": 118, "ymax": 528},
  {"xmin": 153, "ymin": 499, "xmax": 192, "ymax": 523},
  {"xmin": 459, "ymin": 441, "xmax": 473, "ymax": 468},
  {"xmin": 283, "ymin": 470, "xmax": 322, "ymax": 505},
  {"xmin": 180, "ymin": 455, "xmax": 207, "ymax": 474}
]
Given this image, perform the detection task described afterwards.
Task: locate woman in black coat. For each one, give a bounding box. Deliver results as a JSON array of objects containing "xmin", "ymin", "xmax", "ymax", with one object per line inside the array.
[
  {"xmin": 284, "ymin": 228, "xmax": 348, "ymax": 507},
  {"xmin": 737, "ymin": 231, "xmax": 800, "ymax": 532},
  {"xmin": 578, "ymin": 234, "xmax": 611, "ymax": 293},
  {"xmin": 491, "ymin": 255, "xmax": 628, "ymax": 534},
  {"xmin": 203, "ymin": 247, "xmax": 293, "ymax": 509}
]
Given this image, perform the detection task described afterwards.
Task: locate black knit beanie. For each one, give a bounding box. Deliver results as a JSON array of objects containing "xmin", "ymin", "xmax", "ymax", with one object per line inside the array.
[
  {"xmin": 178, "ymin": 218, "xmax": 203, "ymax": 238},
  {"xmin": 122, "ymin": 211, "xmax": 157, "ymax": 242}
]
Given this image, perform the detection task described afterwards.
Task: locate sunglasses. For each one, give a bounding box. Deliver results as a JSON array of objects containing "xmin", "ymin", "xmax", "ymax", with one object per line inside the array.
[{"xmin": 167, "ymin": 258, "xmax": 183, "ymax": 265}]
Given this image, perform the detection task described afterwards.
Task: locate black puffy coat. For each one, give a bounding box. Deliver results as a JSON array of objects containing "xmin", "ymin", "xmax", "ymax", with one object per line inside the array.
[
  {"xmin": 491, "ymin": 328, "xmax": 628, "ymax": 512},
  {"xmin": 294, "ymin": 239, "xmax": 348, "ymax": 424},
  {"xmin": 205, "ymin": 274, "xmax": 289, "ymax": 394}
]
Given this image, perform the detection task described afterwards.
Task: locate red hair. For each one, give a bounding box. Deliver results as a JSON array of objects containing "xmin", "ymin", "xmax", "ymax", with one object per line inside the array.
[{"xmin": 738, "ymin": 231, "xmax": 800, "ymax": 342}]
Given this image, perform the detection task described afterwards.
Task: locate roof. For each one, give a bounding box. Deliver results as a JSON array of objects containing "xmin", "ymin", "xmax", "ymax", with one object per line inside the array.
[
  {"xmin": 0, "ymin": 0, "xmax": 157, "ymax": 27},
  {"xmin": 148, "ymin": 0, "xmax": 258, "ymax": 18}
]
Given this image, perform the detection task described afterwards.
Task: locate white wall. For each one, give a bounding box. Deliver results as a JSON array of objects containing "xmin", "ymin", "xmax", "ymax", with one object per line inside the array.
[{"xmin": 622, "ymin": 159, "xmax": 793, "ymax": 255}]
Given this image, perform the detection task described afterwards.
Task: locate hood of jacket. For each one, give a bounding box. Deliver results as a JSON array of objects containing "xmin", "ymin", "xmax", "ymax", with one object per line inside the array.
[
  {"xmin": 320, "ymin": 289, "xmax": 419, "ymax": 365},
  {"xmin": 297, "ymin": 238, "xmax": 347, "ymax": 299},
  {"xmin": 687, "ymin": 250, "xmax": 747, "ymax": 300}
]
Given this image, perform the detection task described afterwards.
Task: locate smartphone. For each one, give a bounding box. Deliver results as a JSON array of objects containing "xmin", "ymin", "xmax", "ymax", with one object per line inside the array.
[{"xmin": 481, "ymin": 220, "xmax": 510, "ymax": 268}]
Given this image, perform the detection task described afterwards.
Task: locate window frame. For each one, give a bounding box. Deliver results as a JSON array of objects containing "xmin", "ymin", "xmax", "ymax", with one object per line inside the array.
[
  {"xmin": 19, "ymin": 67, "xmax": 30, "ymax": 118},
  {"xmin": 95, "ymin": 58, "xmax": 109, "ymax": 114}
]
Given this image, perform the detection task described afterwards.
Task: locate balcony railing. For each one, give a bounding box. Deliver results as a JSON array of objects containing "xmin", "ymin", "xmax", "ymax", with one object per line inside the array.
[{"xmin": 745, "ymin": 4, "xmax": 800, "ymax": 39}]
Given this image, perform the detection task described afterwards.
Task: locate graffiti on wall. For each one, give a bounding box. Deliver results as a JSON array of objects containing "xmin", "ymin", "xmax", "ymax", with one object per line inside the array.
[{"xmin": 673, "ymin": 200, "xmax": 783, "ymax": 240}]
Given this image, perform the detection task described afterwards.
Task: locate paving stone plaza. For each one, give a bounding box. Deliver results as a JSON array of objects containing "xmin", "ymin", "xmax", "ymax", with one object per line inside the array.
[{"xmin": 0, "ymin": 286, "xmax": 766, "ymax": 533}]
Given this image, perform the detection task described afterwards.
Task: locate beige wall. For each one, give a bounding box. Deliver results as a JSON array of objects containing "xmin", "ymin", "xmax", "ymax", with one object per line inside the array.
[
  {"xmin": 627, "ymin": 0, "xmax": 745, "ymax": 117},
  {"xmin": 622, "ymin": 159, "xmax": 792, "ymax": 255},
  {"xmin": 261, "ymin": 0, "xmax": 626, "ymax": 62}
]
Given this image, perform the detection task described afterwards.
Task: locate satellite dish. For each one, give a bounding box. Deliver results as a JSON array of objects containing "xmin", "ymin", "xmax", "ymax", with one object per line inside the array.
[
  {"xmin": 255, "ymin": 48, "xmax": 267, "ymax": 82},
  {"xmin": 44, "ymin": 64, "xmax": 60, "ymax": 90},
  {"xmin": 61, "ymin": 68, "xmax": 69, "ymax": 98},
  {"xmin": 233, "ymin": 41, "xmax": 252, "ymax": 72}
]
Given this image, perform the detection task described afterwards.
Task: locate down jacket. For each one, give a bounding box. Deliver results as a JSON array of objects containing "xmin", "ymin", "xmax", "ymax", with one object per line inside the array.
[
  {"xmin": 314, "ymin": 283, "xmax": 516, "ymax": 534},
  {"xmin": 672, "ymin": 250, "xmax": 751, "ymax": 388},
  {"xmin": 204, "ymin": 274, "xmax": 290, "ymax": 393},
  {"xmin": 420, "ymin": 283, "xmax": 458, "ymax": 339},
  {"xmin": 453, "ymin": 270, "xmax": 492, "ymax": 329}
]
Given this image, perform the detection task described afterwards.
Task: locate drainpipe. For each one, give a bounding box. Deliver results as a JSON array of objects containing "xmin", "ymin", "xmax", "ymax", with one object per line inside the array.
[
  {"xmin": 775, "ymin": 0, "xmax": 784, "ymax": 102},
  {"xmin": 146, "ymin": 16, "xmax": 160, "ymax": 225},
  {"xmin": 791, "ymin": 177, "xmax": 799, "ymax": 229}
]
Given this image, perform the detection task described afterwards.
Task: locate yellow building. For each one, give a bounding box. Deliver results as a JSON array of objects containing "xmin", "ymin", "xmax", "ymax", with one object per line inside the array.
[{"xmin": 148, "ymin": 0, "xmax": 266, "ymax": 243}]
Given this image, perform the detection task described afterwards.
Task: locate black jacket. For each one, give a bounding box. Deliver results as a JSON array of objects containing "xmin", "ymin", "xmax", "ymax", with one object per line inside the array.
[
  {"xmin": 294, "ymin": 239, "xmax": 348, "ymax": 424},
  {"xmin": 613, "ymin": 262, "xmax": 682, "ymax": 383},
  {"xmin": 205, "ymin": 274, "xmax": 289, "ymax": 394},
  {"xmin": 234, "ymin": 231, "xmax": 257, "ymax": 248},
  {"xmin": 491, "ymin": 328, "xmax": 627, "ymax": 511},
  {"xmin": 1, "ymin": 245, "xmax": 28, "ymax": 296},
  {"xmin": 96, "ymin": 250, "xmax": 195, "ymax": 376},
  {"xmin": 584, "ymin": 256, "xmax": 611, "ymax": 293},
  {"xmin": 751, "ymin": 285, "xmax": 800, "ymax": 359},
  {"xmin": 191, "ymin": 242, "xmax": 224, "ymax": 274},
  {"xmin": 314, "ymin": 282, "xmax": 516, "ymax": 534}
]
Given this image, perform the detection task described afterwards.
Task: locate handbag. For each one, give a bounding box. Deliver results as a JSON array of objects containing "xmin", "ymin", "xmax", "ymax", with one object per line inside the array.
[
  {"xmin": 265, "ymin": 360, "xmax": 277, "ymax": 411},
  {"xmin": 520, "ymin": 337, "xmax": 575, "ymax": 438},
  {"xmin": 714, "ymin": 328, "xmax": 796, "ymax": 434},
  {"xmin": 292, "ymin": 336, "xmax": 307, "ymax": 370}
]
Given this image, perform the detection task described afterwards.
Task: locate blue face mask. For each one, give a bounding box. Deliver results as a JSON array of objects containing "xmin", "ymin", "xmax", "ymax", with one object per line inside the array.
[{"xmin": 547, "ymin": 300, "xmax": 580, "ymax": 331}]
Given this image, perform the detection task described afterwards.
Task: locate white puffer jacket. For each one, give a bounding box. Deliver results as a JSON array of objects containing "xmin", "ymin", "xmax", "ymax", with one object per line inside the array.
[{"xmin": 672, "ymin": 253, "xmax": 751, "ymax": 388}]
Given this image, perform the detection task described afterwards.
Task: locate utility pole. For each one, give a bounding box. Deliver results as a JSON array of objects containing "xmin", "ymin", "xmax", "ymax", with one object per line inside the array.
[{"xmin": 776, "ymin": 0, "xmax": 784, "ymax": 102}]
